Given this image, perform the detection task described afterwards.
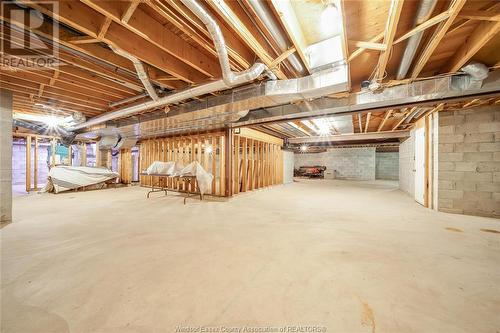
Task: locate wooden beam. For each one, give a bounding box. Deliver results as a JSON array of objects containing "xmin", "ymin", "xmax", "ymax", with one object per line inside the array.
[
  {"xmin": 364, "ymin": 112, "xmax": 371, "ymax": 133},
  {"xmin": 21, "ymin": 1, "xmax": 203, "ymax": 84},
  {"xmin": 80, "ymin": 0, "xmax": 221, "ymax": 80},
  {"xmin": 209, "ymin": 0, "xmax": 287, "ymax": 79},
  {"xmin": 375, "ymin": 0, "xmax": 405, "ymax": 81},
  {"xmin": 121, "ymin": 0, "xmax": 140, "ymax": 24},
  {"xmin": 65, "ymin": 36, "xmax": 100, "ymax": 44},
  {"xmin": 377, "ymin": 110, "xmax": 393, "ymax": 132},
  {"xmin": 391, "ymin": 108, "xmax": 415, "ymax": 131},
  {"xmin": 98, "ymin": 17, "xmax": 112, "ymax": 39},
  {"xmin": 444, "ymin": 20, "xmax": 500, "ymax": 73},
  {"xmin": 457, "ymin": 9, "xmax": 500, "ymax": 22},
  {"xmin": 288, "ymin": 131, "xmax": 409, "ymax": 144},
  {"xmin": 349, "ymin": 40, "xmax": 387, "ymax": 51},
  {"xmin": 394, "ymin": 11, "xmax": 451, "ymax": 44},
  {"xmin": 153, "ymin": 0, "xmax": 253, "ymax": 71},
  {"xmin": 26, "ymin": 136, "xmax": 32, "ymax": 192},
  {"xmin": 410, "ymin": 0, "xmax": 467, "ymax": 79},
  {"xmin": 269, "ymin": 47, "xmax": 297, "ymax": 70},
  {"xmin": 349, "ymin": 34, "xmax": 386, "ymax": 64}
]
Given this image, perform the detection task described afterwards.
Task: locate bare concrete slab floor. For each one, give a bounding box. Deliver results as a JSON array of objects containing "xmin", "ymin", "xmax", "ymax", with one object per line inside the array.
[{"xmin": 2, "ymin": 180, "xmax": 499, "ymax": 333}]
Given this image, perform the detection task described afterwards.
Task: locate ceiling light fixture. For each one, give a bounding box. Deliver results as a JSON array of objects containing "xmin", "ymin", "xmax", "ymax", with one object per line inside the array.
[{"xmin": 300, "ymin": 145, "xmax": 308, "ymax": 152}]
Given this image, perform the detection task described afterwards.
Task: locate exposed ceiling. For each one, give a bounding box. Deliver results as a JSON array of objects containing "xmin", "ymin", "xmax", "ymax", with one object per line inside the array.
[{"xmin": 2, "ymin": 0, "xmax": 499, "ymax": 141}]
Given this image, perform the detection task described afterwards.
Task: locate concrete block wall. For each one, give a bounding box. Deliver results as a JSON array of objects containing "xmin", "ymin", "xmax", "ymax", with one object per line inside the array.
[
  {"xmin": 294, "ymin": 147, "xmax": 376, "ymax": 180},
  {"xmin": 376, "ymin": 152, "xmax": 399, "ymax": 180},
  {"xmin": 283, "ymin": 150, "xmax": 294, "ymax": 184},
  {"xmin": 438, "ymin": 105, "xmax": 500, "ymax": 217},
  {"xmin": 399, "ymin": 130, "xmax": 415, "ymax": 196},
  {"xmin": 12, "ymin": 141, "xmax": 50, "ymax": 186}
]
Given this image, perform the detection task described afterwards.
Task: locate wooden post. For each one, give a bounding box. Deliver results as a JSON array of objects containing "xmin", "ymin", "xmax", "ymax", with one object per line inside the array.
[
  {"xmin": 68, "ymin": 145, "xmax": 72, "ymax": 166},
  {"xmin": 33, "ymin": 137, "xmax": 38, "ymax": 190},
  {"xmin": 81, "ymin": 142, "xmax": 87, "ymax": 166},
  {"xmin": 25, "ymin": 136, "xmax": 31, "ymax": 192},
  {"xmin": 51, "ymin": 138, "xmax": 56, "ymax": 167},
  {"xmin": 224, "ymin": 128, "xmax": 233, "ymax": 197}
]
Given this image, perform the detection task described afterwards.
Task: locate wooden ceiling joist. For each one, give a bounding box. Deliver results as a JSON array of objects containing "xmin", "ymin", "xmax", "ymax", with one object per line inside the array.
[
  {"xmin": 348, "ymin": 32, "xmax": 385, "ymax": 63},
  {"xmin": 364, "ymin": 112, "xmax": 372, "ymax": 133},
  {"xmin": 444, "ymin": 20, "xmax": 500, "ymax": 73},
  {"xmin": 207, "ymin": 0, "xmax": 288, "ymax": 80},
  {"xmin": 375, "ymin": 0, "xmax": 404, "ymax": 81},
  {"xmin": 20, "ymin": 1, "xmax": 202, "ymax": 85},
  {"xmin": 457, "ymin": 9, "xmax": 500, "ymax": 22},
  {"xmin": 79, "ymin": 0, "xmax": 221, "ymax": 79},
  {"xmin": 410, "ymin": 0, "xmax": 467, "ymax": 79},
  {"xmin": 377, "ymin": 110, "xmax": 393, "ymax": 132},
  {"xmin": 394, "ymin": 11, "xmax": 451, "ymax": 44},
  {"xmin": 156, "ymin": 0, "xmax": 254, "ymax": 70}
]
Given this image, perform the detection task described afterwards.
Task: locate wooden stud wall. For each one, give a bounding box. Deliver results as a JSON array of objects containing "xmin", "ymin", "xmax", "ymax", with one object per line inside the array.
[
  {"xmin": 12, "ymin": 133, "xmax": 98, "ymax": 192},
  {"xmin": 120, "ymin": 149, "xmax": 133, "ymax": 184},
  {"xmin": 232, "ymin": 133, "xmax": 283, "ymax": 195},
  {"xmin": 138, "ymin": 129, "xmax": 284, "ymax": 197},
  {"xmin": 138, "ymin": 132, "xmax": 227, "ymax": 196}
]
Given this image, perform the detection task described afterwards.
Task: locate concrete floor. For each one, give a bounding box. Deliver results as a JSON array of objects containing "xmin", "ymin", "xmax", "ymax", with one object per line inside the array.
[{"xmin": 2, "ymin": 179, "xmax": 499, "ymax": 333}]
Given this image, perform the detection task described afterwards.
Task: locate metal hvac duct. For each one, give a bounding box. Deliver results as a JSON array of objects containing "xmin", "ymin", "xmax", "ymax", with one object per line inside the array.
[
  {"xmin": 69, "ymin": 0, "xmax": 270, "ymax": 131},
  {"xmin": 396, "ymin": 0, "xmax": 438, "ymax": 79},
  {"xmin": 247, "ymin": 0, "xmax": 305, "ymax": 74},
  {"xmin": 111, "ymin": 46, "xmax": 159, "ymax": 101}
]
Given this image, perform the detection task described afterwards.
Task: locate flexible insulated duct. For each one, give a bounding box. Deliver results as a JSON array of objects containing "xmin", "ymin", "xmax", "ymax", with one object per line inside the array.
[
  {"xmin": 69, "ymin": 0, "xmax": 269, "ymax": 131},
  {"xmin": 111, "ymin": 46, "xmax": 159, "ymax": 101},
  {"xmin": 396, "ymin": 0, "xmax": 438, "ymax": 79},
  {"xmin": 247, "ymin": 0, "xmax": 305, "ymax": 74}
]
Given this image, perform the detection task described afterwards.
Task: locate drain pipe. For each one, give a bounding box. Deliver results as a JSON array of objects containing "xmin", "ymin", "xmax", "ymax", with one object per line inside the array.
[
  {"xmin": 246, "ymin": 0, "xmax": 305, "ymax": 74},
  {"xmin": 69, "ymin": 0, "xmax": 268, "ymax": 131},
  {"xmin": 396, "ymin": 0, "xmax": 438, "ymax": 79},
  {"xmin": 111, "ymin": 46, "xmax": 159, "ymax": 101}
]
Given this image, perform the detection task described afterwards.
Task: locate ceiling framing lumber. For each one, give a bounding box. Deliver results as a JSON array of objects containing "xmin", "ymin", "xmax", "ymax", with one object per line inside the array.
[
  {"xmin": 79, "ymin": 0, "xmax": 221, "ymax": 79},
  {"xmin": 288, "ymin": 131, "xmax": 409, "ymax": 144},
  {"xmin": 391, "ymin": 108, "xmax": 415, "ymax": 131},
  {"xmin": 394, "ymin": 11, "xmax": 451, "ymax": 44},
  {"xmin": 19, "ymin": 1, "xmax": 203, "ymax": 85},
  {"xmin": 349, "ymin": 40, "xmax": 387, "ymax": 51},
  {"xmin": 375, "ymin": 0, "xmax": 405, "ymax": 81},
  {"xmin": 156, "ymin": 0, "xmax": 254, "ymax": 70},
  {"xmin": 364, "ymin": 112, "xmax": 371, "ymax": 133},
  {"xmin": 410, "ymin": 0, "xmax": 467, "ymax": 79},
  {"xmin": 457, "ymin": 9, "xmax": 500, "ymax": 22},
  {"xmin": 207, "ymin": 0, "xmax": 287, "ymax": 79},
  {"xmin": 348, "ymin": 32, "xmax": 385, "ymax": 62},
  {"xmin": 377, "ymin": 110, "xmax": 393, "ymax": 132},
  {"xmin": 444, "ymin": 20, "xmax": 500, "ymax": 73}
]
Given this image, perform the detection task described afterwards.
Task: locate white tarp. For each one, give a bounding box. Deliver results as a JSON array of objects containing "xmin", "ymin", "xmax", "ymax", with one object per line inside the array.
[
  {"xmin": 42, "ymin": 166, "xmax": 119, "ymax": 193},
  {"xmin": 146, "ymin": 161, "xmax": 185, "ymax": 176},
  {"xmin": 145, "ymin": 161, "xmax": 214, "ymax": 195}
]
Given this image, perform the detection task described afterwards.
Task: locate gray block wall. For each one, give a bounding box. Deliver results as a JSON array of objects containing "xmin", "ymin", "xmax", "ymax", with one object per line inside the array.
[
  {"xmin": 376, "ymin": 152, "xmax": 399, "ymax": 180},
  {"xmin": 294, "ymin": 147, "xmax": 376, "ymax": 180},
  {"xmin": 438, "ymin": 105, "xmax": 500, "ymax": 218},
  {"xmin": 283, "ymin": 150, "xmax": 294, "ymax": 184},
  {"xmin": 399, "ymin": 130, "xmax": 415, "ymax": 197}
]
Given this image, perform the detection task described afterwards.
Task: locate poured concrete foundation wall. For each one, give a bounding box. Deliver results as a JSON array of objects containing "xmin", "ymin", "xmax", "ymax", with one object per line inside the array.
[
  {"xmin": 399, "ymin": 130, "xmax": 415, "ymax": 196},
  {"xmin": 295, "ymin": 147, "xmax": 376, "ymax": 180},
  {"xmin": 437, "ymin": 106, "xmax": 500, "ymax": 218},
  {"xmin": 376, "ymin": 152, "xmax": 399, "ymax": 180}
]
